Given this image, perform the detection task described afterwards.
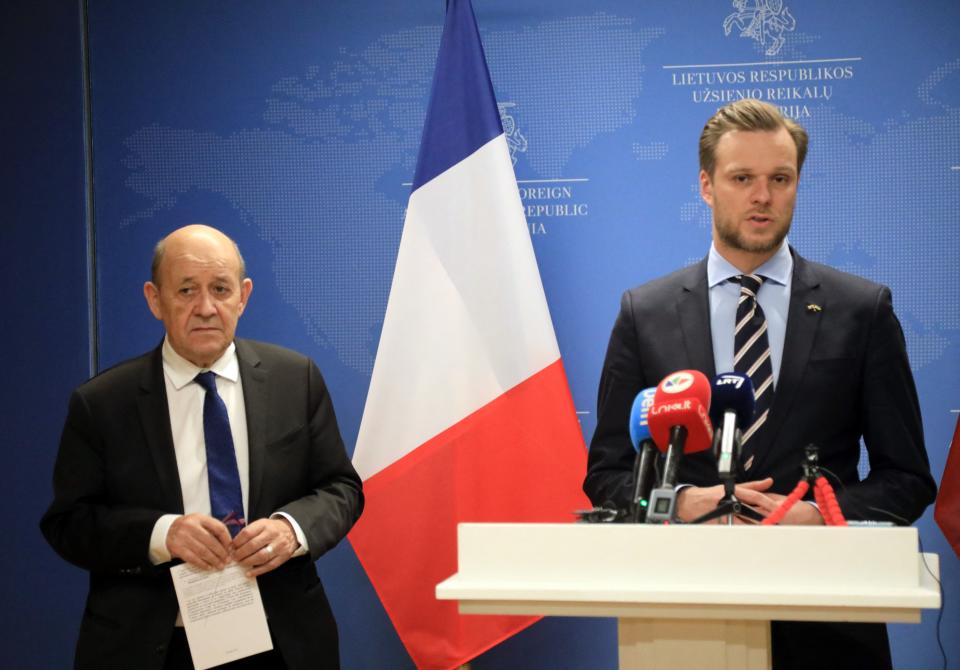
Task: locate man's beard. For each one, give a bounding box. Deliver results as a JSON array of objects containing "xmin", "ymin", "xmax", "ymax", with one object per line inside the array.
[{"xmin": 714, "ymin": 212, "xmax": 792, "ymax": 254}]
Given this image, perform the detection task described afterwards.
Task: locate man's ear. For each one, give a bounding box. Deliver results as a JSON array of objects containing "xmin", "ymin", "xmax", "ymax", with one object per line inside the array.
[
  {"xmin": 238, "ymin": 278, "xmax": 253, "ymax": 315},
  {"xmin": 699, "ymin": 169, "xmax": 714, "ymax": 208},
  {"xmin": 144, "ymin": 282, "xmax": 163, "ymax": 320}
]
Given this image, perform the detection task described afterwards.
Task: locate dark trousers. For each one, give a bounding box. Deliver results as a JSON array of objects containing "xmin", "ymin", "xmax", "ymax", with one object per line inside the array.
[{"xmin": 163, "ymin": 628, "xmax": 288, "ymax": 670}]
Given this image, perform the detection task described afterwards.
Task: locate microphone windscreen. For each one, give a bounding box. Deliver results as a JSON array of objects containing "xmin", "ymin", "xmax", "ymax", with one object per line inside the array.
[
  {"xmin": 648, "ymin": 370, "xmax": 714, "ymax": 454},
  {"xmin": 709, "ymin": 373, "xmax": 756, "ymax": 430},
  {"xmin": 628, "ymin": 387, "xmax": 657, "ymax": 451}
]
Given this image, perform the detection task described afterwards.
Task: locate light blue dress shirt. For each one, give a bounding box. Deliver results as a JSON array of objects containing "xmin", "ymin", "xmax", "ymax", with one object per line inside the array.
[{"xmin": 707, "ymin": 240, "xmax": 793, "ymax": 386}]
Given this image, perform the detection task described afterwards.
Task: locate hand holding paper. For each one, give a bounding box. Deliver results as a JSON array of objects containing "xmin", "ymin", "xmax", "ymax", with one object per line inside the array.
[{"xmin": 232, "ymin": 517, "xmax": 299, "ymax": 577}]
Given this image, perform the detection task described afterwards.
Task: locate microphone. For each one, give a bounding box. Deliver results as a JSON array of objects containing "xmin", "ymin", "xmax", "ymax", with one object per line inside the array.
[
  {"xmin": 709, "ymin": 373, "xmax": 755, "ymax": 481},
  {"xmin": 628, "ymin": 387, "xmax": 658, "ymax": 522},
  {"xmin": 645, "ymin": 370, "xmax": 714, "ymax": 523},
  {"xmin": 685, "ymin": 372, "xmax": 766, "ymax": 525}
]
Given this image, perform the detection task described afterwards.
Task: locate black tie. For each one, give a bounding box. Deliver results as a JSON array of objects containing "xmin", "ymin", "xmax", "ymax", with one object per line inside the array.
[
  {"xmin": 734, "ymin": 274, "xmax": 774, "ymax": 468},
  {"xmin": 195, "ymin": 371, "xmax": 246, "ymax": 536}
]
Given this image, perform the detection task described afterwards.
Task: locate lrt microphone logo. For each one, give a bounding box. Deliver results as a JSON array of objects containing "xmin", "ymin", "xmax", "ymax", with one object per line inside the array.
[
  {"xmin": 661, "ymin": 372, "xmax": 695, "ymax": 394},
  {"xmin": 717, "ymin": 374, "xmax": 745, "ymax": 389}
]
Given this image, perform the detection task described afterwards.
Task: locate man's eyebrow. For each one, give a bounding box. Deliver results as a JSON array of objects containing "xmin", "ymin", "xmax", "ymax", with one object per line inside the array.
[
  {"xmin": 722, "ymin": 163, "xmax": 797, "ymax": 175},
  {"xmin": 176, "ymin": 273, "xmax": 233, "ymax": 283}
]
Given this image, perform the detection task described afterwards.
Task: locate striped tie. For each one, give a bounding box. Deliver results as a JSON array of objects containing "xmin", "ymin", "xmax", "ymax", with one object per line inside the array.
[{"xmin": 734, "ymin": 274, "xmax": 774, "ymax": 466}]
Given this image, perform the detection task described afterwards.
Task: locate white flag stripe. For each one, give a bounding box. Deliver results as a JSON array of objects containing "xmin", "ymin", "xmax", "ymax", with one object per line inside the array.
[{"xmin": 353, "ymin": 134, "xmax": 561, "ymax": 481}]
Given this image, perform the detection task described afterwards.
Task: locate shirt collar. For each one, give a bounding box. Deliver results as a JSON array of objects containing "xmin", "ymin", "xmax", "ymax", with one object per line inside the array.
[
  {"xmin": 161, "ymin": 337, "xmax": 239, "ymax": 391},
  {"xmin": 707, "ymin": 239, "xmax": 793, "ymax": 288}
]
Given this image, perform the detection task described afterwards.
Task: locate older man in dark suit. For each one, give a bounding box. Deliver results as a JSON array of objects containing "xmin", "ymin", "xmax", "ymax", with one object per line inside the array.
[
  {"xmin": 42, "ymin": 224, "xmax": 363, "ymax": 669},
  {"xmin": 584, "ymin": 100, "xmax": 935, "ymax": 669}
]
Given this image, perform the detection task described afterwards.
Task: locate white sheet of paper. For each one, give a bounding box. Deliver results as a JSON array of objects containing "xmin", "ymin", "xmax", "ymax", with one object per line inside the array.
[{"xmin": 170, "ymin": 562, "xmax": 273, "ymax": 670}]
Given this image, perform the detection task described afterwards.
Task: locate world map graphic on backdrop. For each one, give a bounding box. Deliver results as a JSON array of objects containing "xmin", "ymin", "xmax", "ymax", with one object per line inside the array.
[
  {"xmin": 679, "ymin": 69, "xmax": 960, "ymax": 369},
  {"xmin": 121, "ymin": 13, "xmax": 662, "ymax": 374},
  {"xmin": 120, "ymin": 10, "xmax": 959, "ymax": 377}
]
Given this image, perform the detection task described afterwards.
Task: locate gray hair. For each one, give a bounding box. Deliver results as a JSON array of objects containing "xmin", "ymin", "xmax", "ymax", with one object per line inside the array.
[{"xmin": 150, "ymin": 228, "xmax": 247, "ymax": 286}]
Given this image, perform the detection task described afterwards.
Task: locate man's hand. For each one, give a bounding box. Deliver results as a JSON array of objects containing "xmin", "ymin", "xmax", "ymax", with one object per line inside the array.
[
  {"xmin": 231, "ymin": 517, "xmax": 300, "ymax": 578},
  {"xmin": 676, "ymin": 478, "xmax": 775, "ymax": 522},
  {"xmin": 166, "ymin": 513, "xmax": 232, "ymax": 570},
  {"xmin": 734, "ymin": 487, "xmax": 824, "ymax": 525}
]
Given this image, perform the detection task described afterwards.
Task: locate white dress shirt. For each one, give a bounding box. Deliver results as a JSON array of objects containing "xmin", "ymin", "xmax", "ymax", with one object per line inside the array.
[{"xmin": 148, "ymin": 338, "xmax": 307, "ymax": 564}]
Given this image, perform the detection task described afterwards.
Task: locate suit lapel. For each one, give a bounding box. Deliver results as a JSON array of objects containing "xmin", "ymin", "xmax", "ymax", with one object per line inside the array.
[
  {"xmin": 138, "ymin": 347, "xmax": 184, "ymax": 513},
  {"xmin": 236, "ymin": 340, "xmax": 269, "ymax": 518},
  {"xmin": 755, "ymin": 250, "xmax": 823, "ymax": 467},
  {"xmin": 677, "ymin": 260, "xmax": 717, "ymax": 379}
]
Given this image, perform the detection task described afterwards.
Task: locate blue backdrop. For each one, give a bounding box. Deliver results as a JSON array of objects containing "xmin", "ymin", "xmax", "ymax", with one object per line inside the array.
[{"xmin": 7, "ymin": 1, "xmax": 959, "ymax": 668}]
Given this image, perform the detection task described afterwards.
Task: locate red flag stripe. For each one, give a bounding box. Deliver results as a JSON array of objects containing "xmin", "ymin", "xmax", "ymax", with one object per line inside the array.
[
  {"xmin": 349, "ymin": 360, "xmax": 589, "ymax": 670},
  {"xmin": 934, "ymin": 414, "xmax": 960, "ymax": 558}
]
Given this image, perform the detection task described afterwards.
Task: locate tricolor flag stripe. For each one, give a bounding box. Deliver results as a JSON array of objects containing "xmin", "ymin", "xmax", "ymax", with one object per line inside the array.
[
  {"xmin": 348, "ymin": 1, "xmax": 589, "ymax": 668},
  {"xmin": 353, "ymin": 135, "xmax": 560, "ymax": 481},
  {"xmin": 411, "ymin": 0, "xmax": 501, "ymax": 192},
  {"xmin": 350, "ymin": 360, "xmax": 581, "ymax": 669}
]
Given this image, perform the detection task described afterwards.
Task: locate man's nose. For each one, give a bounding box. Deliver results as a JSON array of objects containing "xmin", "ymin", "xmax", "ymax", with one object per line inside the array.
[
  {"xmin": 751, "ymin": 179, "xmax": 772, "ymax": 205},
  {"xmin": 195, "ymin": 290, "xmax": 217, "ymax": 316}
]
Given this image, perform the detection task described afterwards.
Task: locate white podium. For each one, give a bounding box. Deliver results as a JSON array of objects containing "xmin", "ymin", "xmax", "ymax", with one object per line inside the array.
[{"xmin": 435, "ymin": 524, "xmax": 940, "ymax": 670}]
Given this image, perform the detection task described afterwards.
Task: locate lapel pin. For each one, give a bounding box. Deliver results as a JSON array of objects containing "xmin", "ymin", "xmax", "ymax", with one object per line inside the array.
[{"xmin": 806, "ymin": 303, "xmax": 822, "ymax": 313}]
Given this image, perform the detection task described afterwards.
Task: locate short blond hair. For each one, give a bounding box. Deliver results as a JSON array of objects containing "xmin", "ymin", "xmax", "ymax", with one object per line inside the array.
[{"xmin": 699, "ymin": 99, "xmax": 808, "ymax": 176}]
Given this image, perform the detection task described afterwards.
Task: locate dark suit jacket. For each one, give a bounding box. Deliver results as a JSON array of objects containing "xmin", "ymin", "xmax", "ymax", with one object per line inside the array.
[
  {"xmin": 585, "ymin": 249, "xmax": 935, "ymax": 520},
  {"xmin": 583, "ymin": 249, "xmax": 936, "ymax": 669},
  {"xmin": 41, "ymin": 338, "xmax": 364, "ymax": 670}
]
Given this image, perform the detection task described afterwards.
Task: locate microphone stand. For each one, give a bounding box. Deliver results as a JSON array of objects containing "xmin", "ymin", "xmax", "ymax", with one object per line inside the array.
[
  {"xmin": 689, "ymin": 481, "xmax": 766, "ymax": 525},
  {"xmin": 761, "ymin": 445, "xmax": 847, "ymax": 526},
  {"xmin": 689, "ymin": 423, "xmax": 765, "ymax": 525}
]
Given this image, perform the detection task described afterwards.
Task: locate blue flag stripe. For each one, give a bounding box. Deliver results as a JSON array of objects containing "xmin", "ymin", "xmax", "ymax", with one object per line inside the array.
[{"xmin": 411, "ymin": 0, "xmax": 504, "ymax": 192}]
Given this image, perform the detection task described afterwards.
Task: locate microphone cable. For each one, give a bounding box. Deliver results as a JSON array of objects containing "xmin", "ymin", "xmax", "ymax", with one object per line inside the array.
[{"xmin": 818, "ymin": 466, "xmax": 948, "ymax": 670}]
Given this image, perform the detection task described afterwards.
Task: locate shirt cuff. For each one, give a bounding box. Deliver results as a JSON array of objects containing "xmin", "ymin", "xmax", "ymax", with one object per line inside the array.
[
  {"xmin": 149, "ymin": 514, "xmax": 180, "ymax": 565},
  {"xmin": 272, "ymin": 511, "xmax": 309, "ymax": 557}
]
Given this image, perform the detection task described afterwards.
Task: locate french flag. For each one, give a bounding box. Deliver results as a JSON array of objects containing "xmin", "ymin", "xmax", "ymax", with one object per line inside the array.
[{"xmin": 348, "ymin": 1, "xmax": 590, "ymax": 668}]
